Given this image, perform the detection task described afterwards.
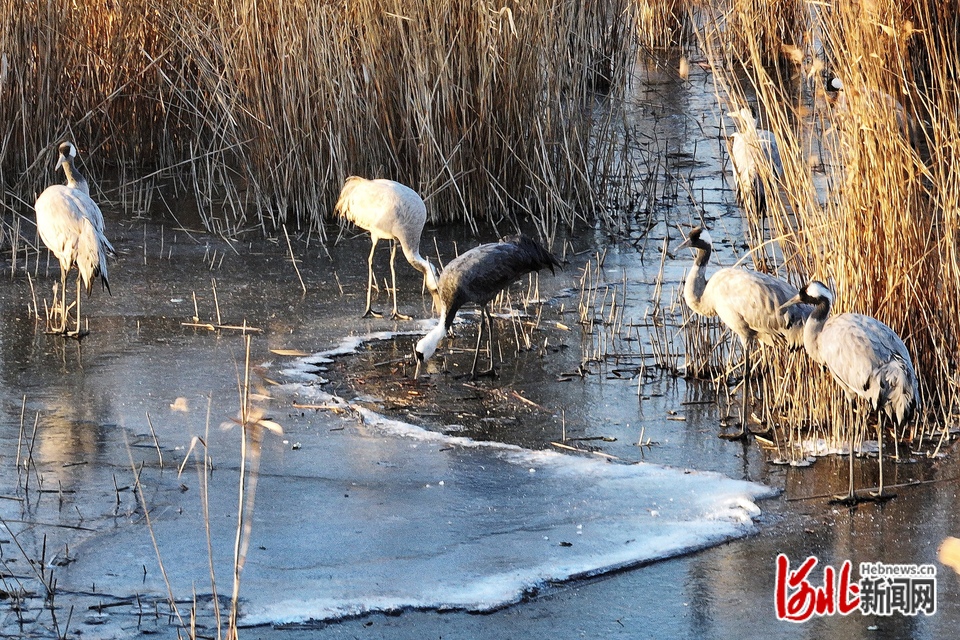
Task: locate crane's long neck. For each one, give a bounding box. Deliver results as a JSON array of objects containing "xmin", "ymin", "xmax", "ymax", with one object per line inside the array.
[
  {"xmin": 415, "ymin": 300, "xmax": 455, "ymax": 362},
  {"xmin": 683, "ymin": 245, "xmax": 713, "ymax": 316},
  {"xmin": 416, "ymin": 317, "xmax": 447, "ymax": 362},
  {"xmin": 802, "ymin": 298, "xmax": 830, "ymax": 364},
  {"xmin": 402, "ymin": 246, "xmax": 439, "ymax": 294},
  {"xmin": 62, "ymin": 160, "xmax": 90, "ymax": 196}
]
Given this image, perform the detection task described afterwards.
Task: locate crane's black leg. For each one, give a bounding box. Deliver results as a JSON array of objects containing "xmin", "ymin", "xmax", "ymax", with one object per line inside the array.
[
  {"xmin": 389, "ymin": 241, "xmax": 411, "ymax": 321},
  {"xmin": 469, "ymin": 307, "xmax": 486, "ymax": 378},
  {"xmin": 46, "ymin": 270, "xmax": 69, "ymax": 335},
  {"xmin": 870, "ymin": 414, "xmax": 894, "ymax": 500},
  {"xmin": 848, "ymin": 402, "xmax": 856, "ymax": 500},
  {"xmin": 720, "ymin": 342, "xmax": 750, "ymax": 441},
  {"xmin": 59, "ymin": 272, "xmax": 69, "ymax": 334},
  {"xmin": 362, "ymin": 240, "xmax": 383, "ymax": 318},
  {"xmin": 835, "ymin": 402, "xmax": 858, "ymax": 503},
  {"xmin": 472, "ymin": 307, "xmax": 497, "ymax": 378}
]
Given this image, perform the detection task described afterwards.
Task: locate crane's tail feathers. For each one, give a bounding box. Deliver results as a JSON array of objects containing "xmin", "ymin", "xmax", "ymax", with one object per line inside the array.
[
  {"xmin": 501, "ymin": 235, "xmax": 561, "ymax": 274},
  {"xmin": 879, "ymin": 357, "xmax": 919, "ymax": 426}
]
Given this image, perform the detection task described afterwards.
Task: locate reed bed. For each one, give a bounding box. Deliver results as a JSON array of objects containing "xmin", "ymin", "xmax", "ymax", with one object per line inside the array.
[
  {"xmin": 696, "ymin": 0, "xmax": 960, "ymax": 448},
  {"xmin": 1, "ymin": 0, "xmax": 643, "ymax": 238}
]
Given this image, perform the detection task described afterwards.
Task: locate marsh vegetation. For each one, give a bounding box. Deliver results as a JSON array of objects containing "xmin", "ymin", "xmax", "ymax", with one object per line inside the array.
[{"xmin": 0, "ymin": 1, "xmax": 959, "ymax": 636}]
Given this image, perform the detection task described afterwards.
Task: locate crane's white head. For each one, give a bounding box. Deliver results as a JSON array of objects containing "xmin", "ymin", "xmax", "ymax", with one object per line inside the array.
[
  {"xmin": 414, "ymin": 319, "xmax": 447, "ymax": 376},
  {"xmin": 56, "ymin": 141, "xmax": 77, "ymax": 171},
  {"xmin": 828, "ymin": 77, "xmax": 844, "ymax": 92},
  {"xmin": 781, "ymin": 280, "xmax": 833, "ymax": 313}
]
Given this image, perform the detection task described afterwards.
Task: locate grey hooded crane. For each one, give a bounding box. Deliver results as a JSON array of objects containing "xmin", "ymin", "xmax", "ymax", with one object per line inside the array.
[
  {"xmin": 781, "ymin": 280, "xmax": 919, "ymax": 502},
  {"xmin": 34, "ymin": 141, "xmax": 115, "ymax": 337},
  {"xmin": 335, "ymin": 176, "xmax": 439, "ymax": 320},
  {"xmin": 676, "ymin": 226, "xmax": 809, "ymax": 439},
  {"xmin": 415, "ymin": 235, "xmax": 560, "ymax": 378}
]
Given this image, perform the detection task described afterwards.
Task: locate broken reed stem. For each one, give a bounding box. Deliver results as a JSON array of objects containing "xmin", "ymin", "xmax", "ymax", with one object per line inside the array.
[
  {"xmin": 127, "ymin": 444, "xmax": 187, "ymax": 631},
  {"xmin": 212, "ymin": 278, "xmax": 222, "ymax": 326},
  {"xmin": 228, "ymin": 333, "xmax": 252, "ymax": 638},
  {"xmin": 199, "ymin": 394, "xmax": 223, "ymax": 636},
  {"xmin": 282, "ymin": 225, "xmax": 307, "ymax": 294}
]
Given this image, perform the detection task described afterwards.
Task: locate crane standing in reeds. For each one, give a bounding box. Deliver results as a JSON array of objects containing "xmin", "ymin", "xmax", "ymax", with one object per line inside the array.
[
  {"xmin": 726, "ymin": 107, "xmax": 784, "ymax": 218},
  {"xmin": 781, "ymin": 281, "xmax": 919, "ymax": 503},
  {"xmin": 34, "ymin": 141, "xmax": 115, "ymax": 338},
  {"xmin": 676, "ymin": 226, "xmax": 809, "ymax": 439},
  {"xmin": 415, "ymin": 235, "xmax": 560, "ymax": 379},
  {"xmin": 335, "ymin": 176, "xmax": 439, "ymax": 320},
  {"xmin": 827, "ymin": 77, "xmax": 912, "ymax": 138}
]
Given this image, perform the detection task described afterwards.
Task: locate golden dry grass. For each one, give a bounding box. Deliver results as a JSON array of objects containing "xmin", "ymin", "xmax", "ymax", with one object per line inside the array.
[
  {"xmin": 698, "ymin": 0, "xmax": 959, "ymax": 447},
  {"xmin": 0, "ymin": 0, "xmax": 641, "ymax": 237}
]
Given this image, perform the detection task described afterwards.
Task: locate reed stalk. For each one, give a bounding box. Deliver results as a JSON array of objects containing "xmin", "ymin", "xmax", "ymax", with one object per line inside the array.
[
  {"xmin": 1, "ymin": 0, "xmax": 642, "ymax": 237},
  {"xmin": 697, "ymin": 0, "xmax": 959, "ymax": 447}
]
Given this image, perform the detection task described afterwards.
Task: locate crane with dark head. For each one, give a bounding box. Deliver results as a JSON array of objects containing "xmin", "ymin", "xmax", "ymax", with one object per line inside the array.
[
  {"xmin": 34, "ymin": 141, "xmax": 115, "ymax": 338},
  {"xmin": 415, "ymin": 235, "xmax": 560, "ymax": 379},
  {"xmin": 335, "ymin": 176, "xmax": 439, "ymax": 320},
  {"xmin": 676, "ymin": 225, "xmax": 809, "ymax": 439},
  {"xmin": 781, "ymin": 280, "xmax": 919, "ymax": 503}
]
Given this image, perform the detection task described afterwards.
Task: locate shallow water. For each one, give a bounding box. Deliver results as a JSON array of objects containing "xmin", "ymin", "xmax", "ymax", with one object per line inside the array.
[{"xmin": 0, "ymin": 56, "xmax": 955, "ymax": 640}]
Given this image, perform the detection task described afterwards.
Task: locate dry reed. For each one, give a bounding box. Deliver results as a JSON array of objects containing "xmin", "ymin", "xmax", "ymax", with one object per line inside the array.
[
  {"xmin": 1, "ymin": 0, "xmax": 643, "ymax": 238},
  {"xmin": 696, "ymin": 0, "xmax": 959, "ymax": 449}
]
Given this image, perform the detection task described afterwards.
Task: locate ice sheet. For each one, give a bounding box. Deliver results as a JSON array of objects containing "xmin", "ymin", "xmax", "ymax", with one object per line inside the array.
[{"xmin": 51, "ymin": 333, "xmax": 775, "ymax": 629}]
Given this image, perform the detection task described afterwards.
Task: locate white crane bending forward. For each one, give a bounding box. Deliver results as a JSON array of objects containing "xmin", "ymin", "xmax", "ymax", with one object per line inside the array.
[
  {"xmin": 335, "ymin": 176, "xmax": 439, "ymax": 320},
  {"xmin": 726, "ymin": 107, "xmax": 784, "ymax": 218},
  {"xmin": 34, "ymin": 141, "xmax": 115, "ymax": 338},
  {"xmin": 781, "ymin": 281, "xmax": 919, "ymax": 503},
  {"xmin": 415, "ymin": 235, "xmax": 560, "ymax": 379},
  {"xmin": 676, "ymin": 226, "xmax": 809, "ymax": 439}
]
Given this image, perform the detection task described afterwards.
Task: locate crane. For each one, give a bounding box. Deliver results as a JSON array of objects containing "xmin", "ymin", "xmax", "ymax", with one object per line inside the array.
[
  {"xmin": 676, "ymin": 225, "xmax": 809, "ymax": 439},
  {"xmin": 726, "ymin": 107, "xmax": 784, "ymax": 217},
  {"xmin": 34, "ymin": 141, "xmax": 115, "ymax": 338},
  {"xmin": 827, "ymin": 77, "xmax": 912, "ymax": 138},
  {"xmin": 781, "ymin": 280, "xmax": 919, "ymax": 502},
  {"xmin": 415, "ymin": 235, "xmax": 560, "ymax": 379},
  {"xmin": 335, "ymin": 176, "xmax": 439, "ymax": 320}
]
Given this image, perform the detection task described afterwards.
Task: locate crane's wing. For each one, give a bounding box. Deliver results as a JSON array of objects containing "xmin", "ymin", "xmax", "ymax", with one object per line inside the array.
[
  {"xmin": 818, "ymin": 313, "xmax": 918, "ymax": 421},
  {"xmin": 440, "ymin": 236, "xmax": 559, "ymax": 309},
  {"xmin": 706, "ymin": 268, "xmax": 808, "ymax": 348}
]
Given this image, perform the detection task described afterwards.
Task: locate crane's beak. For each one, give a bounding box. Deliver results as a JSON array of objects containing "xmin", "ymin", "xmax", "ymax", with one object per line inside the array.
[
  {"xmin": 673, "ymin": 237, "xmax": 692, "ymax": 253},
  {"xmin": 779, "ymin": 293, "xmax": 803, "ymax": 313},
  {"xmin": 55, "ymin": 153, "xmax": 68, "ymax": 171}
]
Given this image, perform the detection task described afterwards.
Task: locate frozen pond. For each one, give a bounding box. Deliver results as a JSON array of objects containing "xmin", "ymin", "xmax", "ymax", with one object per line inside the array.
[
  {"xmin": 0, "ymin": 60, "xmax": 956, "ymax": 640},
  {"xmin": 0, "ymin": 216, "xmax": 776, "ymax": 637}
]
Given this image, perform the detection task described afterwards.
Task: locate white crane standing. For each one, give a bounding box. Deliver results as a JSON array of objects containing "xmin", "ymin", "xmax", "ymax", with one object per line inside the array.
[
  {"xmin": 726, "ymin": 107, "xmax": 784, "ymax": 218},
  {"xmin": 335, "ymin": 176, "xmax": 439, "ymax": 320},
  {"xmin": 781, "ymin": 280, "xmax": 919, "ymax": 502},
  {"xmin": 34, "ymin": 141, "xmax": 115, "ymax": 337}
]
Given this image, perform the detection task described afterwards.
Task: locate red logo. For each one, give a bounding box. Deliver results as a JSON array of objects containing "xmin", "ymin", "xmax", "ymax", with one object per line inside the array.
[{"xmin": 775, "ymin": 554, "xmax": 861, "ymax": 622}]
